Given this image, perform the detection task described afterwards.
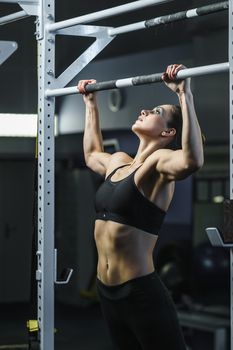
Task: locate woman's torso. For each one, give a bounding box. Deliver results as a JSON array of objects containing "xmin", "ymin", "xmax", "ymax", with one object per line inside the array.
[{"xmin": 94, "ymin": 153, "xmax": 175, "ymax": 285}]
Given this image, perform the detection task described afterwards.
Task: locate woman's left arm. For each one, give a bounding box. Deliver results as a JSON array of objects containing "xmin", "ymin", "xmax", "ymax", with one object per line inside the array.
[{"xmin": 156, "ymin": 64, "xmax": 204, "ymax": 180}]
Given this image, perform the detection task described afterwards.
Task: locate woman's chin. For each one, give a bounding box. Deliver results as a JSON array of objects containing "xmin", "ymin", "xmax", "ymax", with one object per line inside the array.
[
  {"xmin": 131, "ymin": 124, "xmax": 138, "ymax": 133},
  {"xmin": 132, "ymin": 122, "xmax": 140, "ymax": 131}
]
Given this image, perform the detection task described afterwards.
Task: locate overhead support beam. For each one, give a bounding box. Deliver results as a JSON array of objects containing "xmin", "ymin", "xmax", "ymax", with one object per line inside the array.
[
  {"xmin": 47, "ymin": 0, "xmax": 173, "ymax": 33},
  {"xmin": 0, "ymin": 10, "xmax": 28, "ymax": 25},
  {"xmin": 45, "ymin": 62, "xmax": 229, "ymax": 98},
  {"xmin": 108, "ymin": 1, "xmax": 228, "ymax": 36}
]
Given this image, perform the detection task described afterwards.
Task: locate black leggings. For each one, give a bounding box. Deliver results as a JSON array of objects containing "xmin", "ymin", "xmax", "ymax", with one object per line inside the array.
[{"xmin": 96, "ymin": 271, "xmax": 186, "ymax": 350}]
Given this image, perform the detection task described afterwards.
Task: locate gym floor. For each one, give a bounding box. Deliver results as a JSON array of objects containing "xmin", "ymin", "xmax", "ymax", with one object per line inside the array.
[
  {"xmin": 0, "ymin": 302, "xmax": 113, "ymax": 350},
  {"xmin": 0, "ymin": 298, "xmax": 230, "ymax": 350}
]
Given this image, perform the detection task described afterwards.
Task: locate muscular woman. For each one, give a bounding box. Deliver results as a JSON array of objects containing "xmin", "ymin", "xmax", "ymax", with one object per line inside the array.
[{"xmin": 78, "ymin": 64, "xmax": 204, "ymax": 350}]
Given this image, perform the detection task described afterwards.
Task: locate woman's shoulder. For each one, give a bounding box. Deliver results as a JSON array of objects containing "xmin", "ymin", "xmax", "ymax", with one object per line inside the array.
[
  {"xmin": 109, "ymin": 151, "xmax": 132, "ymax": 164},
  {"xmin": 105, "ymin": 151, "xmax": 131, "ymax": 174},
  {"xmin": 145, "ymin": 148, "xmax": 174, "ymax": 165}
]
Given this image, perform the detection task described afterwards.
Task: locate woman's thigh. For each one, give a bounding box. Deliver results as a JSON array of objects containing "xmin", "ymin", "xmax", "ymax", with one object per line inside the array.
[
  {"xmin": 96, "ymin": 273, "xmax": 187, "ymax": 350},
  {"xmin": 98, "ymin": 293, "xmax": 142, "ymax": 350},
  {"xmin": 127, "ymin": 272, "xmax": 187, "ymax": 350}
]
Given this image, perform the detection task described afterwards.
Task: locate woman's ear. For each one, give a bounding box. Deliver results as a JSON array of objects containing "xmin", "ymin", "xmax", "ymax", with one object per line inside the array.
[
  {"xmin": 169, "ymin": 128, "xmax": 176, "ymax": 136},
  {"xmin": 161, "ymin": 128, "xmax": 176, "ymax": 137}
]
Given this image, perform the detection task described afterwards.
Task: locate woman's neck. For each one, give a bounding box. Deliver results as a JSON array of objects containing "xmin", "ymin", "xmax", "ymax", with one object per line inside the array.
[{"xmin": 132, "ymin": 138, "xmax": 161, "ymax": 165}]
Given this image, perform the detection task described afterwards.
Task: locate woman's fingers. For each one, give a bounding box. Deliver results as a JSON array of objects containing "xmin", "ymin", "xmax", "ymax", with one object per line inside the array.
[
  {"xmin": 165, "ymin": 64, "xmax": 186, "ymax": 80},
  {"xmin": 174, "ymin": 64, "xmax": 184, "ymax": 77},
  {"xmin": 164, "ymin": 65, "xmax": 175, "ymax": 80},
  {"xmin": 171, "ymin": 65, "xmax": 178, "ymax": 79},
  {"xmin": 77, "ymin": 80, "xmax": 86, "ymax": 94},
  {"xmin": 167, "ymin": 65, "xmax": 172, "ymax": 78},
  {"xmin": 77, "ymin": 79, "xmax": 96, "ymax": 94},
  {"xmin": 77, "ymin": 81, "xmax": 86, "ymax": 94}
]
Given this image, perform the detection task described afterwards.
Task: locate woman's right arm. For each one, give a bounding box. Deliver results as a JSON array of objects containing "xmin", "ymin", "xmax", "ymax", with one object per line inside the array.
[{"xmin": 78, "ymin": 79, "xmax": 111, "ymax": 176}]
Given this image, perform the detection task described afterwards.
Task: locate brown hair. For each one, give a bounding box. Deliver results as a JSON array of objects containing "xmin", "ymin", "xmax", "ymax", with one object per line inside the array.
[
  {"xmin": 166, "ymin": 105, "xmax": 205, "ymax": 150},
  {"xmin": 166, "ymin": 105, "xmax": 182, "ymax": 150}
]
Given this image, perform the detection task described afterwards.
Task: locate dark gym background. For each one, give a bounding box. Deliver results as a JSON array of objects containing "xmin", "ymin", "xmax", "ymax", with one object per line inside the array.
[{"xmin": 0, "ymin": 0, "xmax": 230, "ymax": 349}]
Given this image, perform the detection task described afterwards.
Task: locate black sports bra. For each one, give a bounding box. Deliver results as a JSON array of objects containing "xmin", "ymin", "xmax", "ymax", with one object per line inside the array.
[{"xmin": 94, "ymin": 164, "xmax": 166, "ymax": 235}]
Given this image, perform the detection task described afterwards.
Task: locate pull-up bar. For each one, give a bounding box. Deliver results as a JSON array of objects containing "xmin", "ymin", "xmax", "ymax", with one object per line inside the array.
[
  {"xmin": 47, "ymin": 0, "xmax": 172, "ymax": 33},
  {"xmin": 109, "ymin": 1, "xmax": 228, "ymax": 36},
  {"xmin": 45, "ymin": 62, "xmax": 229, "ymax": 98}
]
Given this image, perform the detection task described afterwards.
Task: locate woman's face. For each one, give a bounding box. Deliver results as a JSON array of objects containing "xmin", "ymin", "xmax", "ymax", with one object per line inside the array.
[{"xmin": 132, "ymin": 104, "xmax": 174, "ymax": 138}]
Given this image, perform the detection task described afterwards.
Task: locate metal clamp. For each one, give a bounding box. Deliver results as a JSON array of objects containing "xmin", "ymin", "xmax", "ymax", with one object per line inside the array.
[
  {"xmin": 54, "ymin": 248, "xmax": 73, "ymax": 285},
  {"xmin": 206, "ymin": 227, "xmax": 233, "ymax": 248},
  {"xmin": 206, "ymin": 200, "xmax": 233, "ymax": 247}
]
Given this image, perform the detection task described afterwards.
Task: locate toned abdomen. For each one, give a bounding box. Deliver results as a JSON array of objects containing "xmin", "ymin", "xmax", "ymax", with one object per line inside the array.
[{"xmin": 94, "ymin": 219, "xmax": 158, "ymax": 285}]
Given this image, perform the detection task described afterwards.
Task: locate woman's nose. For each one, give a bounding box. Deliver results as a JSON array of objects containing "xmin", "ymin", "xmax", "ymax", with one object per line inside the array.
[{"xmin": 141, "ymin": 110, "xmax": 147, "ymax": 116}]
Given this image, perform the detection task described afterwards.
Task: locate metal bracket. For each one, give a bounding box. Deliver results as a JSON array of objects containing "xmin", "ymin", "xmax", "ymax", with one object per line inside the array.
[
  {"xmin": 0, "ymin": 41, "xmax": 18, "ymax": 65},
  {"xmin": 206, "ymin": 227, "xmax": 233, "ymax": 247},
  {"xmin": 35, "ymin": 0, "xmax": 43, "ymax": 39},
  {"xmin": 36, "ymin": 269, "xmax": 42, "ymax": 281},
  {"xmin": 50, "ymin": 25, "xmax": 115, "ymax": 89},
  {"xmin": 54, "ymin": 249, "xmax": 73, "ymax": 285},
  {"xmin": 19, "ymin": 0, "xmax": 39, "ymax": 16},
  {"xmin": 0, "ymin": 0, "xmax": 38, "ymax": 15},
  {"xmin": 36, "ymin": 251, "xmax": 42, "ymax": 281},
  {"xmin": 206, "ymin": 200, "xmax": 233, "ymax": 247}
]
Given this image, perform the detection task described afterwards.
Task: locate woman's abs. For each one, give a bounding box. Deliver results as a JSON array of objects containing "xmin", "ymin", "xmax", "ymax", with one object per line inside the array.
[{"xmin": 94, "ymin": 220, "xmax": 158, "ymax": 285}]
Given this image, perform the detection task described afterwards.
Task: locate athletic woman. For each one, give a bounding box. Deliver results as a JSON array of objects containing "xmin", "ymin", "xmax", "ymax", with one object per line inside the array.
[{"xmin": 77, "ymin": 64, "xmax": 204, "ymax": 350}]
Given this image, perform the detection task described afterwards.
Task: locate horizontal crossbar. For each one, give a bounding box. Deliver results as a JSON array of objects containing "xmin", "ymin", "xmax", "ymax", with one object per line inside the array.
[
  {"xmin": 47, "ymin": 0, "xmax": 172, "ymax": 33},
  {"xmin": 109, "ymin": 1, "xmax": 228, "ymax": 36},
  {"xmin": 45, "ymin": 62, "xmax": 229, "ymax": 98},
  {"xmin": 0, "ymin": 10, "xmax": 28, "ymax": 25}
]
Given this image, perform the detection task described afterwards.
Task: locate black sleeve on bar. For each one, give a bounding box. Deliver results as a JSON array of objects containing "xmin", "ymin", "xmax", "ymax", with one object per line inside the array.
[{"xmin": 197, "ymin": 2, "xmax": 228, "ymax": 16}]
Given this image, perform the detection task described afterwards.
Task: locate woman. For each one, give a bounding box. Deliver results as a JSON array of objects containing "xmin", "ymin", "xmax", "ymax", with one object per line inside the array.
[{"xmin": 78, "ymin": 64, "xmax": 204, "ymax": 350}]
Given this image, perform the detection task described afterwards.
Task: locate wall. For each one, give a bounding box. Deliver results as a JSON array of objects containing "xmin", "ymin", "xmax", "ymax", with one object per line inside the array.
[{"xmin": 0, "ymin": 160, "xmax": 34, "ymax": 303}]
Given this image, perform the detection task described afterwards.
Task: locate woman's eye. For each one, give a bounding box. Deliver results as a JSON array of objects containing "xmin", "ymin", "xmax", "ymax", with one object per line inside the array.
[{"xmin": 155, "ymin": 109, "xmax": 160, "ymax": 114}]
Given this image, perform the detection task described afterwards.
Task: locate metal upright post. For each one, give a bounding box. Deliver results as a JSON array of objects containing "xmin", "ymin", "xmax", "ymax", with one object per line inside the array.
[
  {"xmin": 229, "ymin": 1, "xmax": 233, "ymax": 349},
  {"xmin": 206, "ymin": 3, "xmax": 233, "ymax": 349},
  {"xmin": 36, "ymin": 0, "xmax": 55, "ymax": 348}
]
